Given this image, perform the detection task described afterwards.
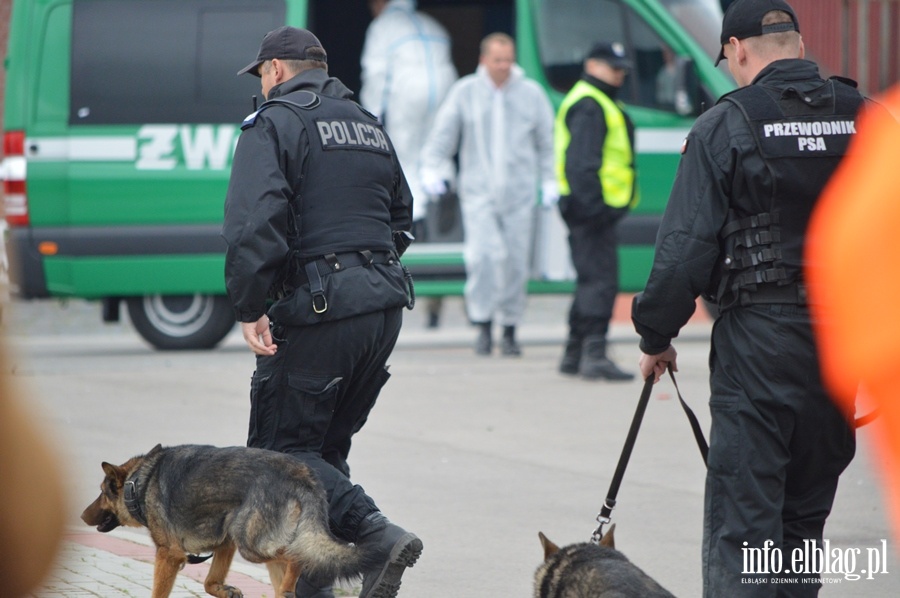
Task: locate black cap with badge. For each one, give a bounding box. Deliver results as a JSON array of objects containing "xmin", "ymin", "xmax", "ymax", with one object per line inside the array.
[
  {"xmin": 715, "ymin": 0, "xmax": 800, "ymax": 66},
  {"xmin": 585, "ymin": 41, "xmax": 633, "ymax": 71},
  {"xmin": 237, "ymin": 26, "xmax": 327, "ymax": 77}
]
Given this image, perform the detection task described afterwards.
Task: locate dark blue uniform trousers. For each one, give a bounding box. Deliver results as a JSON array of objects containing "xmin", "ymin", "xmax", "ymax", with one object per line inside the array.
[
  {"xmin": 704, "ymin": 304, "xmax": 856, "ymax": 597},
  {"xmin": 566, "ymin": 219, "xmax": 619, "ymax": 338},
  {"xmin": 247, "ymin": 307, "xmax": 403, "ymax": 542}
]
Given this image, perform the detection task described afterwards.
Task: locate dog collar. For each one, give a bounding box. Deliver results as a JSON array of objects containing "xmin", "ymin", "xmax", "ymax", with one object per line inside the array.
[{"xmin": 123, "ymin": 476, "xmax": 148, "ymax": 527}]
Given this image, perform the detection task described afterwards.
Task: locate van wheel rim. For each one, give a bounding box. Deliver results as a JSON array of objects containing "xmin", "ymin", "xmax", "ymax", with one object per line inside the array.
[{"xmin": 141, "ymin": 294, "xmax": 213, "ymax": 338}]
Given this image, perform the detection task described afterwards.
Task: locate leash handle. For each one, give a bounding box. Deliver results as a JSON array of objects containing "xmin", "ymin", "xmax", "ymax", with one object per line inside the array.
[
  {"xmin": 591, "ymin": 373, "xmax": 655, "ymax": 543},
  {"xmin": 668, "ymin": 366, "xmax": 709, "ymax": 465}
]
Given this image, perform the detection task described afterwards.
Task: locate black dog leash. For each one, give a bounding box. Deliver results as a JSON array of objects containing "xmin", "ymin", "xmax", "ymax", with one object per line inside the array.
[
  {"xmin": 591, "ymin": 373, "xmax": 654, "ymax": 543},
  {"xmin": 590, "ymin": 363, "xmax": 876, "ymax": 544},
  {"xmin": 591, "ymin": 367, "xmax": 707, "ymax": 543}
]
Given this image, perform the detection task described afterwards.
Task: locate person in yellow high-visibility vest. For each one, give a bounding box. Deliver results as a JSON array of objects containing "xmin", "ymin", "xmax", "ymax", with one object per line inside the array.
[
  {"xmin": 555, "ymin": 41, "xmax": 639, "ymax": 380},
  {"xmin": 806, "ymin": 84, "xmax": 900, "ymax": 543}
]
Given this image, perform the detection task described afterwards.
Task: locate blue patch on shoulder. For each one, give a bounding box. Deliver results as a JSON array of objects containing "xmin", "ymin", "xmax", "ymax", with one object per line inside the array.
[{"xmin": 241, "ymin": 110, "xmax": 261, "ymax": 130}]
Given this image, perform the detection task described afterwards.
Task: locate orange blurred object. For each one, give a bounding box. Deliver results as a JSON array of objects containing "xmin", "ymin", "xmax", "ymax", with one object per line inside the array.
[{"xmin": 806, "ymin": 85, "xmax": 900, "ymax": 541}]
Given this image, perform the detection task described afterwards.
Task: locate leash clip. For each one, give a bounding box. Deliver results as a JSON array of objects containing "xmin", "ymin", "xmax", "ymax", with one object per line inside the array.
[{"xmin": 591, "ymin": 513, "xmax": 611, "ymax": 544}]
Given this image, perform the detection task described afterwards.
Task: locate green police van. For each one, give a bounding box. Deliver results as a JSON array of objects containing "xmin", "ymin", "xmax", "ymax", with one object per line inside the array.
[{"xmin": 2, "ymin": 0, "xmax": 732, "ymax": 349}]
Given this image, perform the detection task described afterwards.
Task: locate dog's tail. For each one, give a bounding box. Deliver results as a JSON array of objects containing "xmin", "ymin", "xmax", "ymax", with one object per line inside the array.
[{"xmin": 291, "ymin": 521, "xmax": 382, "ymax": 585}]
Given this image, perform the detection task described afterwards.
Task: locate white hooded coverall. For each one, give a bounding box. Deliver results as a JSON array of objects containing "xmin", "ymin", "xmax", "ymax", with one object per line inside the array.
[
  {"xmin": 360, "ymin": 0, "xmax": 457, "ymax": 221},
  {"xmin": 421, "ymin": 64, "xmax": 556, "ymax": 326}
]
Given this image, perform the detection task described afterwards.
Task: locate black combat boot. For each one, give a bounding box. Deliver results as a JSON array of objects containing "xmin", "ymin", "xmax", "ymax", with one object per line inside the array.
[
  {"xmin": 356, "ymin": 512, "xmax": 424, "ymax": 598},
  {"xmin": 559, "ymin": 335, "xmax": 582, "ymax": 375},
  {"xmin": 474, "ymin": 321, "xmax": 492, "ymax": 355},
  {"xmin": 500, "ymin": 325, "xmax": 522, "ymax": 356},
  {"xmin": 294, "ymin": 576, "xmax": 335, "ymax": 598},
  {"xmin": 580, "ymin": 336, "xmax": 635, "ymax": 381}
]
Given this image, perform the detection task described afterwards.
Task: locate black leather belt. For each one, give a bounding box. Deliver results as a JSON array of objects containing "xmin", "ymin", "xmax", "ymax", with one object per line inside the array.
[{"xmin": 296, "ymin": 250, "xmax": 397, "ymax": 314}]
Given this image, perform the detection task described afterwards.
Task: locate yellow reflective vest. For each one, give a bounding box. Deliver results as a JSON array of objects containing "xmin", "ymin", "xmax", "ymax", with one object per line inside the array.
[{"xmin": 555, "ymin": 80, "xmax": 638, "ymax": 209}]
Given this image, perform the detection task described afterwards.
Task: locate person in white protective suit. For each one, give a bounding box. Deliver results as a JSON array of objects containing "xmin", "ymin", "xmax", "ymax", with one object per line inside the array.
[
  {"xmin": 421, "ymin": 32, "xmax": 558, "ymax": 356},
  {"xmin": 361, "ymin": 0, "xmax": 457, "ymax": 220},
  {"xmin": 361, "ymin": 0, "xmax": 458, "ymax": 329}
]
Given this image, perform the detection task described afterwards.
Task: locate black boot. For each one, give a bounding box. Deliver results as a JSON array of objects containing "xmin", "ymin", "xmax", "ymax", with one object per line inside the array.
[
  {"xmin": 357, "ymin": 512, "xmax": 423, "ymax": 598},
  {"xmin": 580, "ymin": 336, "xmax": 635, "ymax": 381},
  {"xmin": 474, "ymin": 321, "xmax": 492, "ymax": 355},
  {"xmin": 500, "ymin": 325, "xmax": 522, "ymax": 356},
  {"xmin": 559, "ymin": 335, "xmax": 582, "ymax": 375},
  {"xmin": 294, "ymin": 576, "xmax": 335, "ymax": 598}
]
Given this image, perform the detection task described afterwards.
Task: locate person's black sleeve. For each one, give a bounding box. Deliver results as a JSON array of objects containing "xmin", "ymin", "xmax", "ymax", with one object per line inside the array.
[
  {"xmin": 390, "ymin": 151, "xmax": 414, "ymax": 234},
  {"xmin": 631, "ymin": 111, "xmax": 731, "ymax": 354},
  {"xmin": 222, "ymin": 117, "xmax": 298, "ymax": 322}
]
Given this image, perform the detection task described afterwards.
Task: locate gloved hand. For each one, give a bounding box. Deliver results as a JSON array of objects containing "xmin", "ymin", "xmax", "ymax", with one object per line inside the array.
[
  {"xmin": 541, "ymin": 180, "xmax": 560, "ymax": 208},
  {"xmin": 421, "ymin": 171, "xmax": 448, "ymax": 196}
]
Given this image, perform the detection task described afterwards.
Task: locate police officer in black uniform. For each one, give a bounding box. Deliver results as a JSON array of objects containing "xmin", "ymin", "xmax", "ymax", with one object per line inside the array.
[
  {"xmin": 223, "ymin": 27, "xmax": 421, "ymax": 598},
  {"xmin": 556, "ymin": 42, "xmax": 638, "ymax": 381},
  {"xmin": 631, "ymin": 1, "xmax": 866, "ymax": 595}
]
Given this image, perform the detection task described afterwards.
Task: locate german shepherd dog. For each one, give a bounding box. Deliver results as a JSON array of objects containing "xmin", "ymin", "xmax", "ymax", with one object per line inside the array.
[
  {"xmin": 81, "ymin": 444, "xmax": 379, "ymax": 598},
  {"xmin": 534, "ymin": 524, "xmax": 676, "ymax": 597}
]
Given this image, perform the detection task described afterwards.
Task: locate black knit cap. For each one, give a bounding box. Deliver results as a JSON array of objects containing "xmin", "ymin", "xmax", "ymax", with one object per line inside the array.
[
  {"xmin": 237, "ymin": 26, "xmax": 327, "ymax": 77},
  {"xmin": 715, "ymin": 0, "xmax": 800, "ymax": 66}
]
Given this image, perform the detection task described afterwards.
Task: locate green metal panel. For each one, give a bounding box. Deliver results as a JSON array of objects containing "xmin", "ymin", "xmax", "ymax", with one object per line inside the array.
[{"xmin": 43, "ymin": 255, "xmax": 227, "ymax": 298}]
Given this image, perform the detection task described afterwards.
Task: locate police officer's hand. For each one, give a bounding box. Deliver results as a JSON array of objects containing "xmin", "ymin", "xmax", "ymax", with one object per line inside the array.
[
  {"xmin": 241, "ymin": 315, "xmax": 277, "ymax": 356},
  {"xmin": 639, "ymin": 346, "xmax": 677, "ymax": 384}
]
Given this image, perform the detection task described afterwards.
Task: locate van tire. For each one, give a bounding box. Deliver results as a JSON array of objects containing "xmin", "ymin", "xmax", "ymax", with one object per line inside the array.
[{"xmin": 126, "ymin": 294, "xmax": 235, "ymax": 350}]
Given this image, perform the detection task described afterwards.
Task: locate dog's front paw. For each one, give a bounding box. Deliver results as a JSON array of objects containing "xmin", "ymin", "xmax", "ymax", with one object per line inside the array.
[{"xmin": 205, "ymin": 582, "xmax": 243, "ymax": 598}]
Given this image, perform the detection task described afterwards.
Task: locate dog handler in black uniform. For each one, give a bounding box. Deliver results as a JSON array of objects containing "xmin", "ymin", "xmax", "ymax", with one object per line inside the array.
[
  {"xmin": 223, "ymin": 27, "xmax": 421, "ymax": 598},
  {"xmin": 632, "ymin": 1, "xmax": 867, "ymax": 595}
]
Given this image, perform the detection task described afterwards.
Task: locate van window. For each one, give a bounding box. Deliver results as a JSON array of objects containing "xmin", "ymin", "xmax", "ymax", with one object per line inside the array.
[
  {"xmin": 70, "ymin": 0, "xmax": 286, "ymax": 125},
  {"xmin": 534, "ymin": 0, "xmax": 683, "ymax": 112}
]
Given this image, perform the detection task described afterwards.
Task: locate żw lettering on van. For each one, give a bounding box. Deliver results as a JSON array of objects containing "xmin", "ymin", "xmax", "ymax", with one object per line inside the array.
[{"xmin": 136, "ymin": 124, "xmax": 238, "ymax": 170}]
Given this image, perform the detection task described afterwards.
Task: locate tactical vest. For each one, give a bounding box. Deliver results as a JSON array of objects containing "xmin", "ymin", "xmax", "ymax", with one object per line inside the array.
[
  {"xmin": 245, "ymin": 90, "xmax": 411, "ymax": 325},
  {"xmin": 555, "ymin": 80, "xmax": 639, "ymax": 209},
  {"xmin": 244, "ymin": 90, "xmax": 399, "ymax": 259},
  {"xmin": 716, "ymin": 79, "xmax": 863, "ymax": 307}
]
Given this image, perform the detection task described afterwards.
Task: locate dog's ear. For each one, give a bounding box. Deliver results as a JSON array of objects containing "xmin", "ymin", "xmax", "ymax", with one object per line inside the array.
[
  {"xmin": 147, "ymin": 443, "xmax": 163, "ymax": 457},
  {"xmin": 538, "ymin": 532, "xmax": 560, "ymax": 560},
  {"xmin": 599, "ymin": 523, "xmax": 616, "ymax": 549},
  {"xmin": 101, "ymin": 462, "xmax": 126, "ymax": 488}
]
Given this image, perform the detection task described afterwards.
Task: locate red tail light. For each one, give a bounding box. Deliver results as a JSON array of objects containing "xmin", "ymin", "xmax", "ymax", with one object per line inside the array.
[{"xmin": 2, "ymin": 130, "xmax": 28, "ymax": 227}]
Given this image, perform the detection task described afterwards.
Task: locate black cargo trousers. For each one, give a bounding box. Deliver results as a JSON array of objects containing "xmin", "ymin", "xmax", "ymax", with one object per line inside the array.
[
  {"xmin": 565, "ymin": 216, "xmax": 620, "ymax": 338},
  {"xmin": 703, "ymin": 304, "xmax": 856, "ymax": 597},
  {"xmin": 247, "ymin": 306, "xmax": 403, "ymax": 542}
]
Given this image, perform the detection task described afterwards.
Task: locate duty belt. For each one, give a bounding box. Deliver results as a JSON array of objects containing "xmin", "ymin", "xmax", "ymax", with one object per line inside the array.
[
  {"xmin": 297, "ymin": 250, "xmax": 397, "ymax": 314},
  {"xmin": 738, "ymin": 282, "xmax": 807, "ymax": 307}
]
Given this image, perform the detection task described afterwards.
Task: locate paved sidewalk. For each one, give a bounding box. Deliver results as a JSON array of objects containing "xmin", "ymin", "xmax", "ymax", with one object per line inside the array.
[
  {"xmin": 38, "ymin": 526, "xmax": 376, "ymax": 598},
  {"xmin": 36, "ymin": 528, "xmax": 281, "ymax": 598}
]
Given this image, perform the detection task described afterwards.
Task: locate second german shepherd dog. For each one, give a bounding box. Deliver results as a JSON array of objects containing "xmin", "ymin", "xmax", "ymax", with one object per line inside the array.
[
  {"xmin": 534, "ymin": 524, "xmax": 676, "ymax": 597},
  {"xmin": 81, "ymin": 444, "xmax": 380, "ymax": 598}
]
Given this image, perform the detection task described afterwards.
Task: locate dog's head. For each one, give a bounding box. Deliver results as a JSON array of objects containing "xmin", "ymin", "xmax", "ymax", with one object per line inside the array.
[
  {"xmin": 81, "ymin": 446, "xmax": 161, "ymax": 532},
  {"xmin": 81, "ymin": 461, "xmax": 128, "ymax": 532}
]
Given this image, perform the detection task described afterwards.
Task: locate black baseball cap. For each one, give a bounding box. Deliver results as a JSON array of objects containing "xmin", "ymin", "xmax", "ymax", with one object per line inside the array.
[
  {"xmin": 715, "ymin": 0, "xmax": 800, "ymax": 66},
  {"xmin": 237, "ymin": 26, "xmax": 327, "ymax": 77},
  {"xmin": 585, "ymin": 41, "xmax": 632, "ymax": 70}
]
